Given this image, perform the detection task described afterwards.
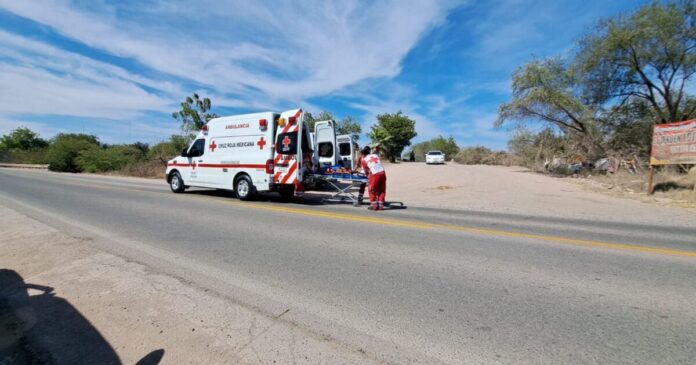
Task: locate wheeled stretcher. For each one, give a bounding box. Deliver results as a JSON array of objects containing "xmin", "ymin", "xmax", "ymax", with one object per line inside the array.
[{"xmin": 310, "ymin": 173, "xmax": 367, "ymax": 206}]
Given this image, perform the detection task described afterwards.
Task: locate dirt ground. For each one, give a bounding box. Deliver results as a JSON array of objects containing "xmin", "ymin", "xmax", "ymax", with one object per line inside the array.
[
  {"xmin": 0, "ymin": 205, "xmax": 376, "ymax": 365},
  {"xmin": 382, "ymin": 163, "xmax": 695, "ymax": 227}
]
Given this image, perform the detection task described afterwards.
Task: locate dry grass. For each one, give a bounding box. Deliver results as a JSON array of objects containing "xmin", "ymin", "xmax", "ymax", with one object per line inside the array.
[
  {"xmin": 578, "ymin": 167, "xmax": 696, "ymax": 208},
  {"xmin": 106, "ymin": 160, "xmax": 166, "ymax": 179}
]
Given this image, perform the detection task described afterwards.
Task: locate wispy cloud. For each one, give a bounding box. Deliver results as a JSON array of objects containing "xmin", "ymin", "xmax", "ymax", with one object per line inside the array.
[{"xmin": 0, "ymin": 0, "xmax": 457, "ymax": 102}]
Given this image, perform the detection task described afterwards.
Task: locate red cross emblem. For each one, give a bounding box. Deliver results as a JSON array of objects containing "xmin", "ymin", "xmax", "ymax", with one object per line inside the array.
[
  {"xmin": 282, "ymin": 136, "xmax": 291, "ymax": 150},
  {"xmin": 209, "ymin": 140, "xmax": 217, "ymax": 152},
  {"xmin": 257, "ymin": 136, "xmax": 266, "ymax": 150}
]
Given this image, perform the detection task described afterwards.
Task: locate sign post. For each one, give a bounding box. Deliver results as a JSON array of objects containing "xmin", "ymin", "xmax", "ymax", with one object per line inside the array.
[{"xmin": 648, "ymin": 119, "xmax": 696, "ymax": 194}]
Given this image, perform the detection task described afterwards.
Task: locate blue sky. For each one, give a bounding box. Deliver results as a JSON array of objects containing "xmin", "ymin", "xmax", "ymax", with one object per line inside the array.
[{"xmin": 0, "ymin": 0, "xmax": 649, "ymax": 149}]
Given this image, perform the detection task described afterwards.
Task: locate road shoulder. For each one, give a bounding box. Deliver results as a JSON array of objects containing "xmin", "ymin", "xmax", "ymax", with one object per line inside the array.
[{"xmin": 0, "ymin": 204, "xmax": 377, "ymax": 364}]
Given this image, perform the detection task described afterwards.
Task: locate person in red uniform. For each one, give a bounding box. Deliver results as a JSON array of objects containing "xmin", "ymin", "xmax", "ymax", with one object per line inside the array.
[{"xmin": 359, "ymin": 146, "xmax": 387, "ymax": 210}]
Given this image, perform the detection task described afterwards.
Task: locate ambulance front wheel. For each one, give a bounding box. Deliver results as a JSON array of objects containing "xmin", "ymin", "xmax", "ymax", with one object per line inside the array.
[
  {"xmin": 169, "ymin": 171, "xmax": 185, "ymax": 193},
  {"xmin": 235, "ymin": 175, "xmax": 256, "ymax": 201}
]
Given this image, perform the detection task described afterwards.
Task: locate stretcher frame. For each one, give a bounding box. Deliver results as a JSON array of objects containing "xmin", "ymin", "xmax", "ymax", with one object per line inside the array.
[{"xmin": 310, "ymin": 174, "xmax": 367, "ymax": 206}]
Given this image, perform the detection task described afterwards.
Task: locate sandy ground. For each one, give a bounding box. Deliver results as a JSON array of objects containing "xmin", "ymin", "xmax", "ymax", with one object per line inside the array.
[
  {"xmin": 0, "ymin": 205, "xmax": 377, "ymax": 365},
  {"xmin": 381, "ymin": 163, "xmax": 695, "ymax": 227}
]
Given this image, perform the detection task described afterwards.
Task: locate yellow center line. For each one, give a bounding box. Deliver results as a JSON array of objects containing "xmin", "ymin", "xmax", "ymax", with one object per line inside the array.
[
  {"xmin": 19, "ymin": 173, "xmax": 696, "ymax": 259},
  {"xmin": 226, "ymin": 201, "xmax": 696, "ymax": 259}
]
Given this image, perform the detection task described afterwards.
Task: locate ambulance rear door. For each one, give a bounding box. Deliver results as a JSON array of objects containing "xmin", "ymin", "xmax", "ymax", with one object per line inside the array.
[
  {"xmin": 336, "ymin": 133, "xmax": 358, "ymax": 169},
  {"xmin": 314, "ymin": 120, "xmax": 336, "ymax": 169},
  {"xmin": 273, "ymin": 109, "xmax": 304, "ymax": 186}
]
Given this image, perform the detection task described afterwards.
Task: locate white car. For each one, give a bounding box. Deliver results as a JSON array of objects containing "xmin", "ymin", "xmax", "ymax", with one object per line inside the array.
[{"xmin": 425, "ymin": 150, "xmax": 445, "ymax": 164}]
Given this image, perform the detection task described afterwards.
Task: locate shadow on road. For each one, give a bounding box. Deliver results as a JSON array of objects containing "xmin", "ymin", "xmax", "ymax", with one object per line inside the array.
[
  {"xmin": 0, "ymin": 269, "xmax": 164, "ymax": 365},
  {"xmin": 186, "ymin": 188, "xmax": 409, "ymax": 210}
]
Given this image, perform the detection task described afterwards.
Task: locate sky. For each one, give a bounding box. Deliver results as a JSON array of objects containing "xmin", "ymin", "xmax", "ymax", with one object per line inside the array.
[{"xmin": 0, "ymin": 0, "xmax": 650, "ymax": 150}]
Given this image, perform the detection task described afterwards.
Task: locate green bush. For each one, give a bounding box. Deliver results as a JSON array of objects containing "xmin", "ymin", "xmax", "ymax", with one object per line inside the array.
[
  {"xmin": 46, "ymin": 134, "xmax": 100, "ymax": 172},
  {"xmin": 0, "ymin": 127, "xmax": 49, "ymax": 164},
  {"xmin": 76, "ymin": 144, "xmax": 147, "ymax": 173},
  {"xmin": 148, "ymin": 135, "xmax": 190, "ymax": 165},
  {"xmin": 5, "ymin": 148, "xmax": 48, "ymax": 164}
]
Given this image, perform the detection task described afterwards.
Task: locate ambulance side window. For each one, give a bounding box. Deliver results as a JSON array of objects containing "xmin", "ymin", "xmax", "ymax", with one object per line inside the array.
[
  {"xmin": 318, "ymin": 142, "xmax": 333, "ymax": 157},
  {"xmin": 338, "ymin": 143, "xmax": 351, "ymax": 156},
  {"xmin": 189, "ymin": 139, "xmax": 205, "ymax": 157}
]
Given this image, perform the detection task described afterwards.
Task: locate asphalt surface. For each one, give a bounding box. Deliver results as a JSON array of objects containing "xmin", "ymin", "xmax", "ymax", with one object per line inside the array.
[{"xmin": 1, "ymin": 168, "xmax": 695, "ymax": 364}]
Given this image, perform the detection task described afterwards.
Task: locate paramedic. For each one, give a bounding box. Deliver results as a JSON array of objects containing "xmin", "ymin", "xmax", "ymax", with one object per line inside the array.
[{"xmin": 359, "ymin": 146, "xmax": 387, "ymax": 210}]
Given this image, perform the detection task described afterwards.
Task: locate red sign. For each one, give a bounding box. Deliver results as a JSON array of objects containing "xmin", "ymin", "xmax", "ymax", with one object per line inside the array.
[
  {"xmin": 651, "ymin": 119, "xmax": 696, "ymax": 165},
  {"xmin": 209, "ymin": 140, "xmax": 217, "ymax": 152},
  {"xmin": 282, "ymin": 136, "xmax": 291, "ymax": 150}
]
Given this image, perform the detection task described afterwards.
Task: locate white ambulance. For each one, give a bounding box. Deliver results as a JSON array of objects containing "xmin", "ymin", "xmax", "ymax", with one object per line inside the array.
[{"xmin": 166, "ymin": 108, "xmax": 317, "ymax": 200}]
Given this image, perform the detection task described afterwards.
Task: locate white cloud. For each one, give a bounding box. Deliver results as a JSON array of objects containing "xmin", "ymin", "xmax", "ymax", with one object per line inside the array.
[
  {"xmin": 0, "ymin": 0, "xmax": 457, "ymax": 103},
  {"xmin": 0, "ymin": 30, "xmax": 177, "ymax": 119}
]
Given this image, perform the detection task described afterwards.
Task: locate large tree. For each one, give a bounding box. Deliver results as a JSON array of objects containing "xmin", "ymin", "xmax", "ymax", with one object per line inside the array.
[
  {"xmin": 577, "ymin": 1, "xmax": 696, "ymax": 124},
  {"xmin": 496, "ymin": 58, "xmax": 597, "ymax": 135},
  {"xmin": 369, "ymin": 111, "xmax": 417, "ymax": 162},
  {"xmin": 172, "ymin": 93, "xmax": 218, "ymax": 133}
]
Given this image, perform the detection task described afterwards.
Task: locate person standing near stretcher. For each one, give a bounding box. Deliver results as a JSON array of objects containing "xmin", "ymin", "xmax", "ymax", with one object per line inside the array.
[{"xmin": 358, "ymin": 146, "xmax": 387, "ymax": 210}]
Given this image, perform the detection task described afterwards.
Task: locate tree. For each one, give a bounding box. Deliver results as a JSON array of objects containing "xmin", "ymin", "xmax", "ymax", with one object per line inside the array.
[
  {"xmin": 369, "ymin": 111, "xmax": 417, "ymax": 162},
  {"xmin": 46, "ymin": 134, "xmax": 100, "ymax": 172},
  {"xmin": 0, "ymin": 127, "xmax": 48, "ymax": 151},
  {"xmin": 496, "ymin": 58, "xmax": 606, "ymax": 158},
  {"xmin": 576, "ymin": 1, "xmax": 696, "ymax": 124},
  {"xmin": 335, "ymin": 115, "xmax": 362, "ymax": 135},
  {"xmin": 172, "ymin": 93, "xmax": 218, "ymax": 133},
  {"xmin": 303, "ymin": 111, "xmax": 335, "ymax": 132},
  {"xmin": 303, "ymin": 111, "xmax": 361, "ymax": 135},
  {"xmin": 496, "ymin": 58, "xmax": 597, "ymax": 134}
]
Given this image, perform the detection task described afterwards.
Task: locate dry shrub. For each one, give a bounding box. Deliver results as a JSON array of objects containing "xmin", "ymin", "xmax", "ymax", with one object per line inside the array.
[
  {"xmin": 454, "ymin": 146, "xmax": 515, "ymax": 166},
  {"xmin": 112, "ymin": 160, "xmax": 166, "ymax": 179}
]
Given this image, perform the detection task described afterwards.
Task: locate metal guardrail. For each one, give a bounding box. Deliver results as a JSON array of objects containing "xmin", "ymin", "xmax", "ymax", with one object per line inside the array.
[{"xmin": 0, "ymin": 163, "xmax": 49, "ymax": 169}]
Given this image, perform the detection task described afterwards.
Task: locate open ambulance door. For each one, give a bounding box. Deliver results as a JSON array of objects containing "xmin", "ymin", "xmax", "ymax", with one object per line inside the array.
[
  {"xmin": 273, "ymin": 109, "xmax": 304, "ymax": 188},
  {"xmin": 336, "ymin": 133, "xmax": 359, "ymax": 169},
  {"xmin": 314, "ymin": 120, "xmax": 337, "ymax": 169}
]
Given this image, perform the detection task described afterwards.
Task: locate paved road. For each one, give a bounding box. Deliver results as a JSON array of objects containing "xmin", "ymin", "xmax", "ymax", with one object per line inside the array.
[{"xmin": 1, "ymin": 168, "xmax": 695, "ymax": 364}]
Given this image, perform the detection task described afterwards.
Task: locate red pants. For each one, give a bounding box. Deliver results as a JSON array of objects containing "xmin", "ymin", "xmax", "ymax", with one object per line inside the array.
[{"xmin": 368, "ymin": 173, "xmax": 386, "ymax": 208}]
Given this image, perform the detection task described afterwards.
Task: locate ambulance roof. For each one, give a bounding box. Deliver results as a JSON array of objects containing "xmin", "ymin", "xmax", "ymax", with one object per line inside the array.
[{"xmin": 207, "ymin": 111, "xmax": 277, "ymax": 126}]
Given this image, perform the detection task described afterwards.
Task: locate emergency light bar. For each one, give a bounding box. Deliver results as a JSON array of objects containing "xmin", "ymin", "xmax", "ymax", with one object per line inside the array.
[
  {"xmin": 259, "ymin": 119, "xmax": 267, "ymax": 131},
  {"xmin": 278, "ymin": 118, "xmax": 286, "ymax": 127}
]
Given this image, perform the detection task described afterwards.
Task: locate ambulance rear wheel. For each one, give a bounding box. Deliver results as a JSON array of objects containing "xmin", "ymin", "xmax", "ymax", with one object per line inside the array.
[
  {"xmin": 235, "ymin": 175, "xmax": 256, "ymax": 201},
  {"xmin": 169, "ymin": 171, "xmax": 185, "ymax": 193}
]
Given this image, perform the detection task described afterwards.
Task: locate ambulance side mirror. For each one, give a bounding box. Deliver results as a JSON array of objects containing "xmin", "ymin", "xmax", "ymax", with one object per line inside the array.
[{"xmin": 181, "ymin": 148, "xmax": 189, "ymax": 157}]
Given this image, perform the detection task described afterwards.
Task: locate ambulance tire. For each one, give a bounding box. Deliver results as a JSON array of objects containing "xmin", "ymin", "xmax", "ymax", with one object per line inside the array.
[
  {"xmin": 234, "ymin": 174, "xmax": 256, "ymax": 201},
  {"xmin": 169, "ymin": 171, "xmax": 185, "ymax": 193}
]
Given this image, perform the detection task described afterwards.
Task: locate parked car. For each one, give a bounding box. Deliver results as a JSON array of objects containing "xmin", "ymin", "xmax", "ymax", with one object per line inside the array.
[{"xmin": 425, "ymin": 150, "xmax": 445, "ymax": 164}]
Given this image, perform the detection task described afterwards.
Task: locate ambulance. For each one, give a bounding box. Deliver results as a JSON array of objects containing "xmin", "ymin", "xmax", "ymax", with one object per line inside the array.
[{"xmin": 166, "ymin": 109, "xmax": 320, "ymax": 200}]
